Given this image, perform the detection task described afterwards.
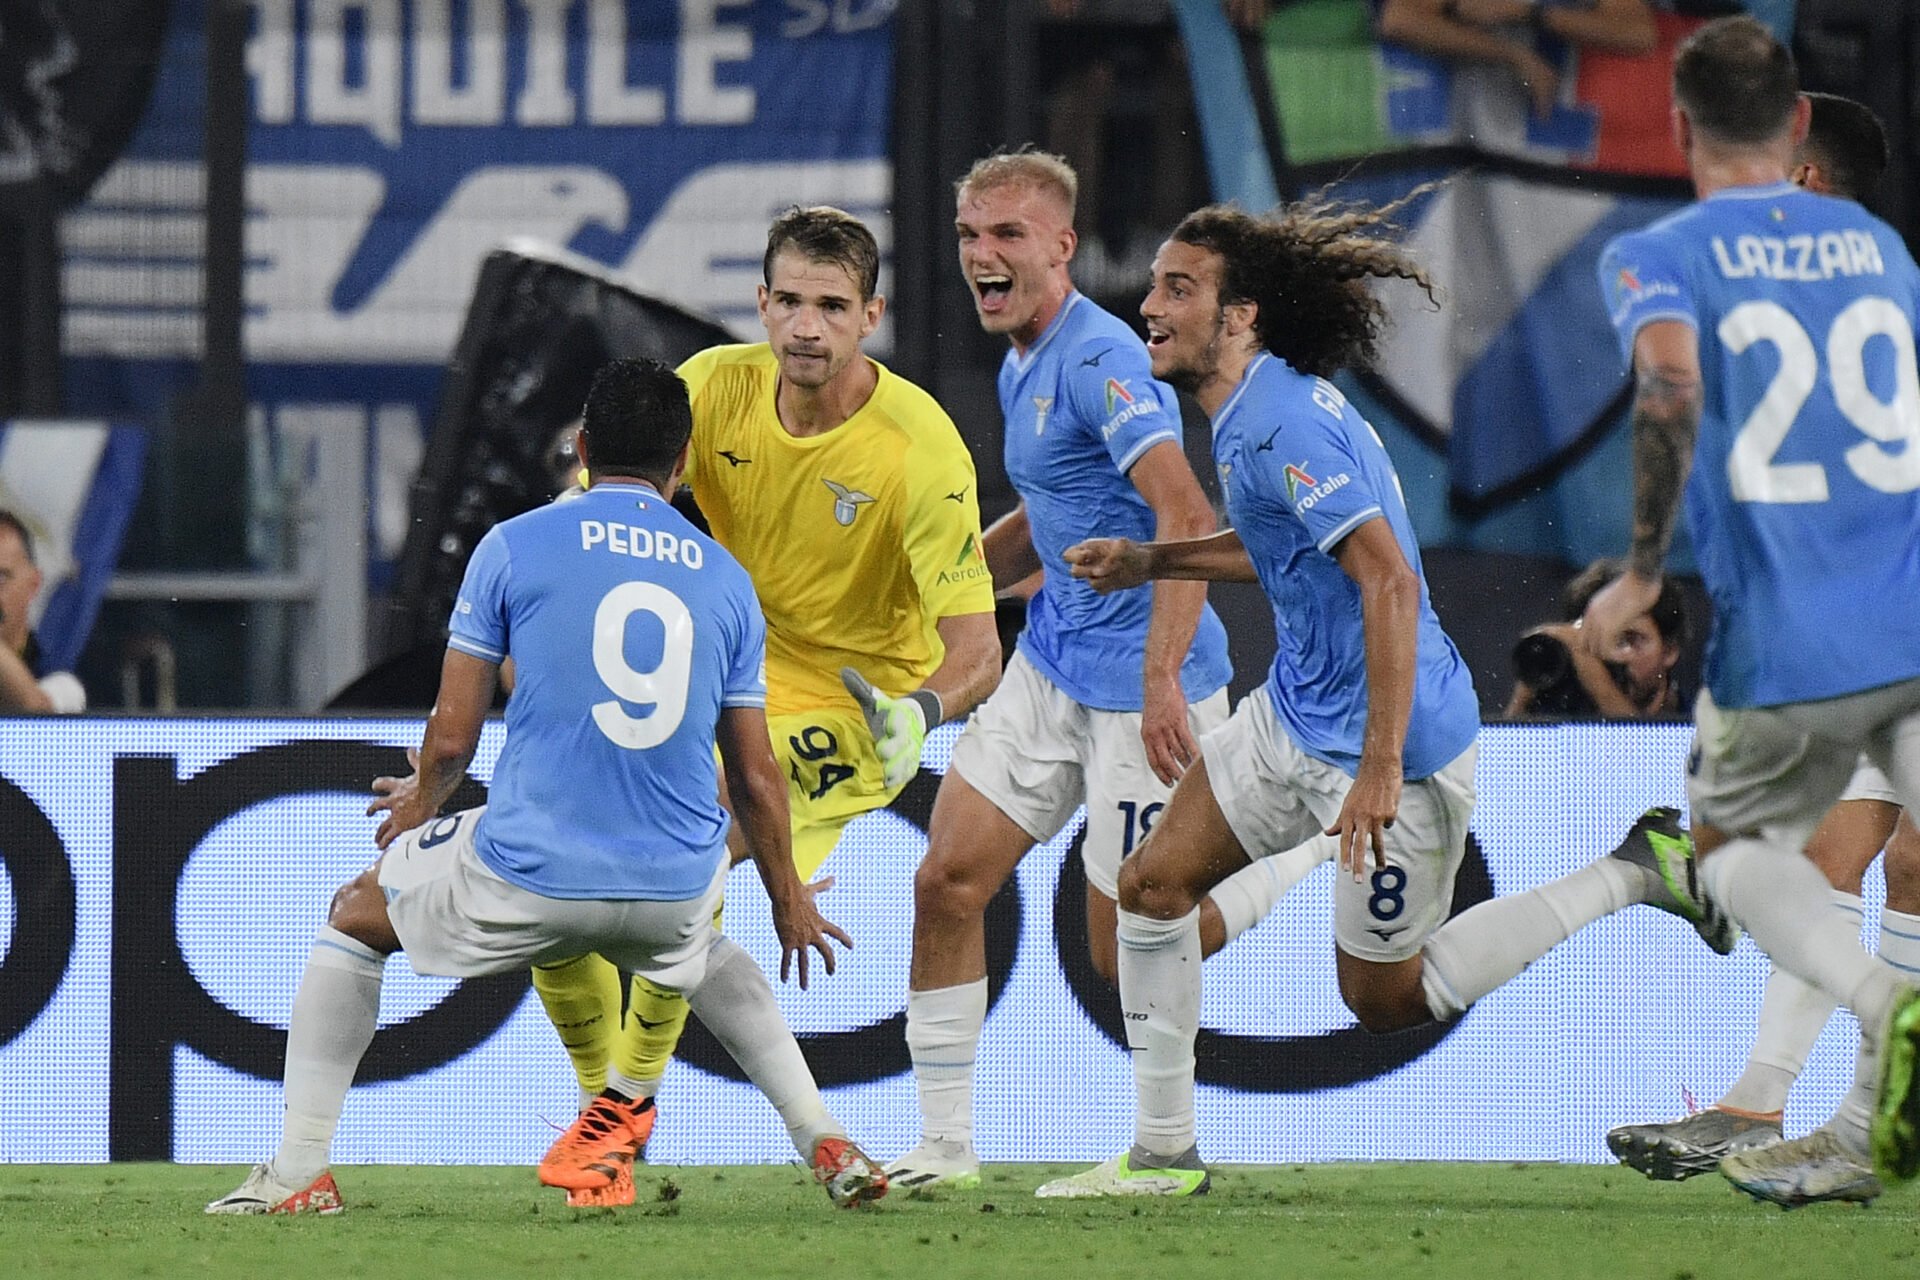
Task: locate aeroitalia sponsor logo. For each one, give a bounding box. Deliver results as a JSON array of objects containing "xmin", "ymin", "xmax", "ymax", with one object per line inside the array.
[
  {"xmin": 1283, "ymin": 463, "xmax": 1317, "ymax": 503},
  {"xmin": 1098, "ymin": 378, "xmax": 1158, "ymax": 440},
  {"xmin": 1294, "ymin": 469, "xmax": 1354, "ymax": 512}
]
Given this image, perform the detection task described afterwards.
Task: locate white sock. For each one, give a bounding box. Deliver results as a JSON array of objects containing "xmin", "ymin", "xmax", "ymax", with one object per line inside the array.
[
  {"xmin": 1208, "ymin": 837, "xmax": 1328, "ymax": 945},
  {"xmin": 1118, "ymin": 907, "xmax": 1201, "ymax": 1159},
  {"xmin": 1699, "ymin": 838, "xmax": 1901, "ymax": 1034},
  {"xmin": 1825, "ymin": 906, "xmax": 1920, "ymax": 1156},
  {"xmin": 1718, "ymin": 890, "xmax": 1861, "ymax": 1116},
  {"xmin": 685, "ymin": 936, "xmax": 837, "ymax": 1159},
  {"xmin": 904, "ymin": 979, "xmax": 987, "ymax": 1153},
  {"xmin": 604, "ymin": 1067, "xmax": 660, "ymax": 1102},
  {"xmin": 1419, "ymin": 858, "xmax": 1644, "ymax": 1020},
  {"xmin": 1878, "ymin": 906, "xmax": 1920, "ymax": 983},
  {"xmin": 272, "ymin": 925, "xmax": 386, "ymax": 1184}
]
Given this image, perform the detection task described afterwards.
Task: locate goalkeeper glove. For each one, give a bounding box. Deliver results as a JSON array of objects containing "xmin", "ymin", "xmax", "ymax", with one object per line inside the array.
[{"xmin": 840, "ymin": 667, "xmax": 942, "ymax": 790}]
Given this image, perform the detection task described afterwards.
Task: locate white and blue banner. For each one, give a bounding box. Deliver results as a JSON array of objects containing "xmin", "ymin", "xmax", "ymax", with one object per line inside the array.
[
  {"xmin": 61, "ymin": 0, "xmax": 894, "ymax": 561},
  {"xmin": 1177, "ymin": 3, "xmax": 1727, "ymax": 557},
  {"xmin": 0, "ymin": 420, "xmax": 148, "ymax": 670},
  {"xmin": 0, "ymin": 719, "xmax": 1879, "ymax": 1166}
]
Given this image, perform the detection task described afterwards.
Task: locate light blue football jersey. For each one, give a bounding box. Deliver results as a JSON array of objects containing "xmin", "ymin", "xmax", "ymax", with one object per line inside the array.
[
  {"xmin": 1600, "ymin": 183, "xmax": 1920, "ymax": 708},
  {"xmin": 448, "ymin": 481, "xmax": 767, "ymax": 900},
  {"xmin": 1211, "ymin": 354, "xmax": 1478, "ymax": 779},
  {"xmin": 1000, "ymin": 292, "xmax": 1232, "ymax": 710}
]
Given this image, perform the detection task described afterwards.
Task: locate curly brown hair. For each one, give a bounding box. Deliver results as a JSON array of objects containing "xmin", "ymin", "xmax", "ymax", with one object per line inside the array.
[{"xmin": 1169, "ymin": 186, "xmax": 1441, "ymax": 377}]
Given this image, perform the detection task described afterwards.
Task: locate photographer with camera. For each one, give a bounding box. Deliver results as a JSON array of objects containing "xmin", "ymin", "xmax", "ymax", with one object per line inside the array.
[{"xmin": 1504, "ymin": 558, "xmax": 1685, "ymax": 719}]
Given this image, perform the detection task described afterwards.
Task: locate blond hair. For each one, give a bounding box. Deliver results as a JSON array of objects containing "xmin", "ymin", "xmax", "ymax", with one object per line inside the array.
[{"xmin": 955, "ymin": 148, "xmax": 1078, "ymax": 221}]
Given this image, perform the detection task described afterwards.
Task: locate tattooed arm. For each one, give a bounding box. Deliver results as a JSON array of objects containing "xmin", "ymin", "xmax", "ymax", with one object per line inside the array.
[{"xmin": 1582, "ymin": 319, "xmax": 1702, "ymax": 661}]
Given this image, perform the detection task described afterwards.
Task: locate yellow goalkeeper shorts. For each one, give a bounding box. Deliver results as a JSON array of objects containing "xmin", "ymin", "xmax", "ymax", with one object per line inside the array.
[{"xmin": 766, "ymin": 707, "xmax": 906, "ymax": 880}]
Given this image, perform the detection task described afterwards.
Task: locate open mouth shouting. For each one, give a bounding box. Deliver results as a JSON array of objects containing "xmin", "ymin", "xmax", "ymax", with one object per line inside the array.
[{"xmin": 972, "ymin": 272, "xmax": 1014, "ymax": 317}]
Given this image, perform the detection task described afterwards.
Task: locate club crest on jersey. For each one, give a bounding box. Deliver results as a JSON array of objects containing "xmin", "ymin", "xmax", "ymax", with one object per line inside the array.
[
  {"xmin": 1032, "ymin": 395, "xmax": 1054, "ymax": 436},
  {"xmin": 1283, "ymin": 463, "xmax": 1317, "ymax": 503},
  {"xmin": 1103, "ymin": 378, "xmax": 1134, "ymax": 415},
  {"xmin": 823, "ymin": 478, "xmax": 876, "ymax": 527}
]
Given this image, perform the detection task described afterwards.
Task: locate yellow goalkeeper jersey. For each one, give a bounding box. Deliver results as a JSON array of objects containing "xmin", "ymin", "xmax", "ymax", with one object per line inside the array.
[{"xmin": 677, "ymin": 343, "xmax": 994, "ymax": 719}]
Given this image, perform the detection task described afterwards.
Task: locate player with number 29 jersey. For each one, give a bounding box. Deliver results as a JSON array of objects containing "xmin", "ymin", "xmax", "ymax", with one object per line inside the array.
[
  {"xmin": 1600, "ymin": 183, "xmax": 1920, "ymax": 709},
  {"xmin": 450, "ymin": 480, "xmax": 766, "ymax": 901}
]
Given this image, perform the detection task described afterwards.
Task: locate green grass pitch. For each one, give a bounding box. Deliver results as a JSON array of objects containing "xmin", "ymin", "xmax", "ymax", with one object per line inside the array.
[{"xmin": 4, "ymin": 1162, "xmax": 1915, "ymax": 1279}]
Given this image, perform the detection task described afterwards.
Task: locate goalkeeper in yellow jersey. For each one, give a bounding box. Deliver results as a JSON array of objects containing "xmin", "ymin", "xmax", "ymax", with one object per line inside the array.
[{"xmin": 535, "ymin": 207, "xmax": 1002, "ymax": 1205}]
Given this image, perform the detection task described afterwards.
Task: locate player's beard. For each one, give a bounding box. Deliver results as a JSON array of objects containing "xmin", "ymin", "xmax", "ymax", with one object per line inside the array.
[
  {"xmin": 778, "ymin": 344, "xmax": 850, "ymax": 391},
  {"xmin": 1157, "ymin": 311, "xmax": 1229, "ymax": 395}
]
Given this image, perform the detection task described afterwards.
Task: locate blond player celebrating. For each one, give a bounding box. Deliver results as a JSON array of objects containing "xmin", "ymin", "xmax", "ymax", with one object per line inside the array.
[{"xmin": 535, "ymin": 207, "xmax": 1000, "ymax": 1205}]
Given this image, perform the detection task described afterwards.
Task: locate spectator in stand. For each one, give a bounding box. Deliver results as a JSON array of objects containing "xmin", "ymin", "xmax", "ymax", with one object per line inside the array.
[
  {"xmin": 1378, "ymin": 0, "xmax": 1658, "ymax": 120},
  {"xmin": 0, "ymin": 510, "xmax": 85, "ymax": 712},
  {"xmin": 1037, "ymin": 0, "xmax": 1270, "ymax": 299}
]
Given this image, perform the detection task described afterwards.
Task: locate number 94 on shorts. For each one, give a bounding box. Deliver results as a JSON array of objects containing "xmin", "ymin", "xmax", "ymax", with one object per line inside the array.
[{"xmin": 762, "ymin": 707, "xmax": 898, "ymax": 872}]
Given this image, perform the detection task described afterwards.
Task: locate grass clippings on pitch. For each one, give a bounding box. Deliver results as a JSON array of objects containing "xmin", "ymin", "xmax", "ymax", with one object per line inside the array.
[{"xmin": 4, "ymin": 1162, "xmax": 1916, "ymax": 1280}]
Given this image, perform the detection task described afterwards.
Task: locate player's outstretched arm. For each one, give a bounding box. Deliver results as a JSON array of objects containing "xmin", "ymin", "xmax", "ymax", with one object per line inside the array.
[
  {"xmin": 1065, "ymin": 529, "xmax": 1258, "ymax": 593},
  {"xmin": 1583, "ymin": 320, "xmax": 1702, "ymax": 661},
  {"xmin": 717, "ymin": 704, "xmax": 850, "ymax": 988},
  {"xmin": 1327, "ymin": 518, "xmax": 1415, "ymax": 878},
  {"xmin": 982, "ymin": 502, "xmax": 1042, "ymax": 591},
  {"xmin": 370, "ymin": 649, "xmax": 496, "ymax": 848}
]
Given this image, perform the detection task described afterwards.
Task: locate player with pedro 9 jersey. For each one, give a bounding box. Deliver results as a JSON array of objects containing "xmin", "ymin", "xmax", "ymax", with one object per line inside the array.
[{"xmin": 206, "ymin": 358, "xmax": 886, "ymax": 1216}]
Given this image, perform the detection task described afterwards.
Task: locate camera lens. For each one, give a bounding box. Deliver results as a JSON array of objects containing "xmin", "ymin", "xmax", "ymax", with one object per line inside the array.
[{"xmin": 1513, "ymin": 632, "xmax": 1572, "ymax": 687}]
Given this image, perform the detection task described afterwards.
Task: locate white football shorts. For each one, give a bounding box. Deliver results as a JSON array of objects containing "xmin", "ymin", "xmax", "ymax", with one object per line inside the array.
[
  {"xmin": 1840, "ymin": 755, "xmax": 1899, "ymax": 806},
  {"xmin": 1200, "ymin": 685, "xmax": 1478, "ymax": 963},
  {"xmin": 949, "ymin": 651, "xmax": 1230, "ymax": 900},
  {"xmin": 1688, "ymin": 679, "xmax": 1920, "ymax": 847},
  {"xmin": 379, "ymin": 805, "xmax": 725, "ymax": 990}
]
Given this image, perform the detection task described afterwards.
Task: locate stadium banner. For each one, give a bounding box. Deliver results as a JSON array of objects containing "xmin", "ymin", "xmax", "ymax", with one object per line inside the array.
[
  {"xmin": 1246, "ymin": 3, "xmax": 1702, "ymax": 535},
  {"xmin": 60, "ymin": 0, "xmax": 894, "ymax": 564},
  {"xmin": 0, "ymin": 717, "xmax": 1878, "ymax": 1166},
  {"xmin": 0, "ymin": 420, "xmax": 149, "ymax": 670}
]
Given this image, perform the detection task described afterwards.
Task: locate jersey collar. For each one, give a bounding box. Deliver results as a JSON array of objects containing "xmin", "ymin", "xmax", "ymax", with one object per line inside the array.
[
  {"xmin": 1007, "ymin": 291, "xmax": 1083, "ymax": 372},
  {"xmin": 1705, "ymin": 180, "xmax": 1800, "ymax": 202},
  {"xmin": 1212, "ymin": 352, "xmax": 1271, "ymax": 435},
  {"xmin": 588, "ymin": 480, "xmax": 666, "ymax": 505}
]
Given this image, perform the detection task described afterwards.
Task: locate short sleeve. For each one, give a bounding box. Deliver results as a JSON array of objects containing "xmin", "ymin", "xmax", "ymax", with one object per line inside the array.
[
  {"xmin": 1598, "ymin": 229, "xmax": 1697, "ymax": 366},
  {"xmin": 903, "ymin": 425, "xmax": 995, "ymax": 619},
  {"xmin": 448, "ymin": 525, "xmax": 512, "ymax": 663},
  {"xmin": 721, "ymin": 571, "xmax": 768, "ymax": 708},
  {"xmin": 1060, "ymin": 339, "xmax": 1180, "ymax": 474},
  {"xmin": 1254, "ymin": 402, "xmax": 1385, "ymax": 555},
  {"xmin": 675, "ymin": 347, "xmax": 723, "ymax": 486}
]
